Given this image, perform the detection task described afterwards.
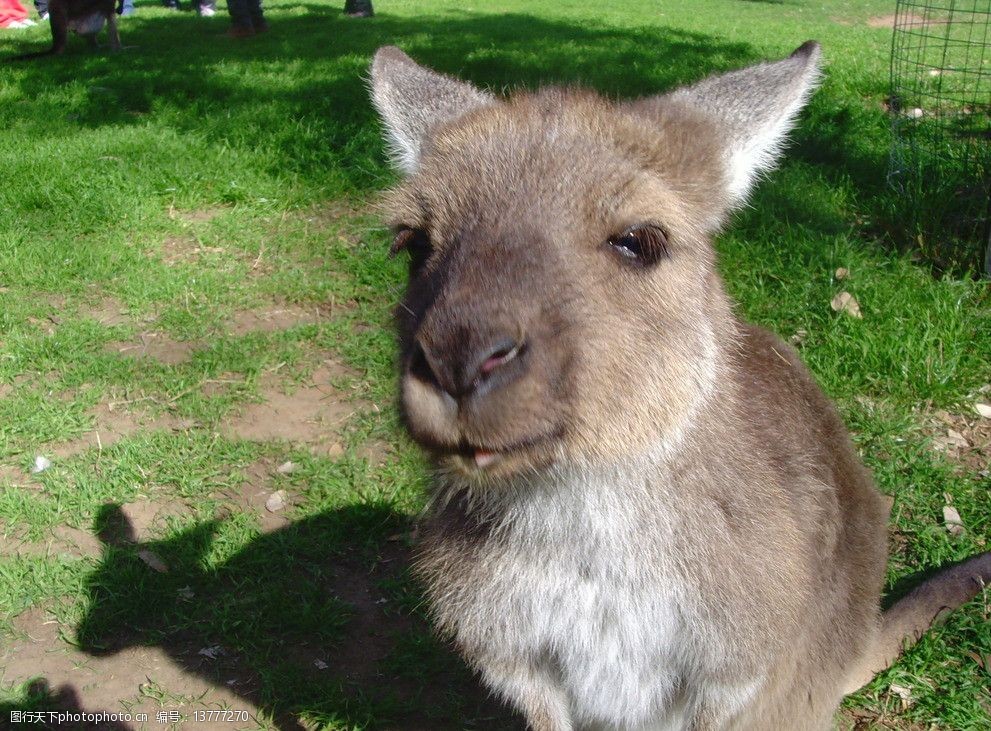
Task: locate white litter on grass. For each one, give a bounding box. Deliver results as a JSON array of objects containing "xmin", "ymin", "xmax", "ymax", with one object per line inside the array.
[
  {"xmin": 31, "ymin": 456, "xmax": 52, "ymax": 474},
  {"xmin": 830, "ymin": 292, "xmax": 862, "ymax": 319},
  {"xmin": 889, "ymin": 683, "xmax": 913, "ymax": 710},
  {"xmin": 943, "ymin": 505, "xmax": 965, "ymax": 536}
]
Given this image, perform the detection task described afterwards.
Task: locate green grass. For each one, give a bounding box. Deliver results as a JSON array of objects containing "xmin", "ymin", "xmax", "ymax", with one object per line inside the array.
[{"xmin": 1, "ymin": 0, "xmax": 989, "ymax": 728}]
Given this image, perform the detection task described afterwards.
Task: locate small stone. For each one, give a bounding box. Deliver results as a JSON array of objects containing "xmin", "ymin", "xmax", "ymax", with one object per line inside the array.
[
  {"xmin": 834, "ymin": 267, "xmax": 849, "ymax": 280},
  {"xmin": 137, "ymin": 549, "xmax": 169, "ymax": 573},
  {"xmin": 313, "ymin": 659, "xmax": 329, "ymax": 670},
  {"xmin": 276, "ymin": 460, "xmax": 296, "ymax": 475},
  {"xmin": 974, "ymin": 402, "xmax": 991, "ymax": 419},
  {"xmin": 265, "ymin": 489, "xmax": 288, "ymax": 513}
]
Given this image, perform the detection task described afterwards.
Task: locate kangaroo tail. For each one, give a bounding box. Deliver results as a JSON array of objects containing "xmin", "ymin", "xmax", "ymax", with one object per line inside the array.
[{"xmin": 844, "ymin": 550, "xmax": 991, "ymax": 694}]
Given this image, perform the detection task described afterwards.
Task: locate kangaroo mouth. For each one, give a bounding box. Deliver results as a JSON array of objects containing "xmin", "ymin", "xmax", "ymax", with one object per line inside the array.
[{"xmin": 437, "ymin": 430, "xmax": 563, "ymax": 475}]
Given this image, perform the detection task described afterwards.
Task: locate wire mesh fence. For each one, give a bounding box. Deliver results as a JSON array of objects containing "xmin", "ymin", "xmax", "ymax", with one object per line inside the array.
[{"xmin": 889, "ymin": 0, "xmax": 991, "ymax": 274}]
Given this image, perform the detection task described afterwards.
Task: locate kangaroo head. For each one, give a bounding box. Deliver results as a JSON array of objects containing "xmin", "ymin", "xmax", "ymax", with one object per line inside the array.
[{"xmin": 371, "ymin": 44, "xmax": 821, "ymax": 480}]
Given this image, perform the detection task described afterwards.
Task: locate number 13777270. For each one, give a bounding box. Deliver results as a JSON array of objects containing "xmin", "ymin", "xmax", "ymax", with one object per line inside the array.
[{"xmin": 191, "ymin": 710, "xmax": 250, "ymax": 723}]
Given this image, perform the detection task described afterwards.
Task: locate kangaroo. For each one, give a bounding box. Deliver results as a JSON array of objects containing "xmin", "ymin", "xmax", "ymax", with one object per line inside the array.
[
  {"xmin": 369, "ymin": 43, "xmax": 991, "ymax": 730},
  {"xmin": 10, "ymin": 0, "xmax": 120, "ymax": 60}
]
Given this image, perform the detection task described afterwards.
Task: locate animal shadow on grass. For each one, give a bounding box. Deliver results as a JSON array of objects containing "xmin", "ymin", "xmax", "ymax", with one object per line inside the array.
[
  {"xmin": 0, "ymin": 679, "xmax": 132, "ymax": 730},
  {"xmin": 72, "ymin": 502, "xmax": 525, "ymax": 730}
]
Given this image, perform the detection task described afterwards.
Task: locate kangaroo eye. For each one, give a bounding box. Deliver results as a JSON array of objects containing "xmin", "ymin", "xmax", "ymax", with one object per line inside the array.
[
  {"xmin": 607, "ymin": 224, "xmax": 669, "ymax": 267},
  {"xmin": 391, "ymin": 227, "xmax": 433, "ymax": 272}
]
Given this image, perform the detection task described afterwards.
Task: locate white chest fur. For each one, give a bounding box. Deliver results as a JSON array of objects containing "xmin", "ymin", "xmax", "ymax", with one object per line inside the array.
[{"xmin": 426, "ymin": 465, "xmax": 764, "ymax": 730}]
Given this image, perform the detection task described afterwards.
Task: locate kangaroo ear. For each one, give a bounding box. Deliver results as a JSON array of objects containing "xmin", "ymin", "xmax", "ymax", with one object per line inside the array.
[
  {"xmin": 669, "ymin": 41, "xmax": 822, "ymax": 204},
  {"xmin": 370, "ymin": 46, "xmax": 496, "ymax": 174}
]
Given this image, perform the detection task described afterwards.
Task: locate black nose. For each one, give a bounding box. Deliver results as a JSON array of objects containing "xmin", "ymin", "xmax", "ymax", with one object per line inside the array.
[{"xmin": 410, "ymin": 333, "xmax": 527, "ymax": 399}]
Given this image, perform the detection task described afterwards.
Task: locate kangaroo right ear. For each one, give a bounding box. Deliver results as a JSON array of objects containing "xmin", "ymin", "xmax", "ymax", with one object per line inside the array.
[
  {"xmin": 370, "ymin": 46, "xmax": 496, "ymax": 175},
  {"xmin": 668, "ymin": 41, "xmax": 822, "ymax": 205}
]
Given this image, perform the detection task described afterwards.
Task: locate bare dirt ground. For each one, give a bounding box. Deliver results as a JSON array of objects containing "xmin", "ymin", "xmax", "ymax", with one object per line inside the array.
[
  {"xmin": 4, "ymin": 607, "xmax": 259, "ymax": 731},
  {"xmin": 106, "ymin": 333, "xmax": 197, "ymax": 367},
  {"xmin": 1, "ymin": 302, "xmax": 445, "ymax": 730},
  {"xmin": 925, "ymin": 406, "xmax": 991, "ymax": 477},
  {"xmin": 8, "ymin": 302, "xmax": 984, "ymax": 729},
  {"xmin": 866, "ymin": 13, "xmax": 949, "ymax": 29},
  {"xmin": 219, "ymin": 360, "xmax": 365, "ymax": 457}
]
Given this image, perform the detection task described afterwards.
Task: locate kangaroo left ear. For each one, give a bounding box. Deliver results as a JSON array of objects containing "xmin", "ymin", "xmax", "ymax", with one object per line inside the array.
[
  {"xmin": 667, "ymin": 41, "xmax": 822, "ymax": 205},
  {"xmin": 370, "ymin": 46, "xmax": 497, "ymax": 175}
]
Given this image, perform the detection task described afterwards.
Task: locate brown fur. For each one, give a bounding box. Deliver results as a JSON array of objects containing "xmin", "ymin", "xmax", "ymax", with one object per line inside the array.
[
  {"xmin": 371, "ymin": 44, "xmax": 991, "ymax": 730},
  {"xmin": 10, "ymin": 0, "xmax": 119, "ymax": 60}
]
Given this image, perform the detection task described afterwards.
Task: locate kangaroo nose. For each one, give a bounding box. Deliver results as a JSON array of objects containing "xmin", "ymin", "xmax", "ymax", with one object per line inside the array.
[{"xmin": 410, "ymin": 333, "xmax": 527, "ymax": 399}]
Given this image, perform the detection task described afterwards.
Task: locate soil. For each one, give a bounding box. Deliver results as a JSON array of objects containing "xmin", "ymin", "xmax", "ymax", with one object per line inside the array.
[
  {"xmin": 0, "ymin": 526, "xmax": 103, "ymax": 559},
  {"xmin": 159, "ymin": 236, "xmax": 231, "ymax": 268},
  {"xmin": 227, "ymin": 306, "xmax": 322, "ymax": 336},
  {"xmin": 214, "ymin": 460, "xmax": 291, "ymax": 534},
  {"xmin": 0, "ymin": 288, "xmax": 478, "ymax": 729},
  {"xmin": 116, "ymin": 499, "xmax": 192, "ymax": 543},
  {"xmin": 49, "ymin": 402, "xmax": 193, "ymax": 460},
  {"xmin": 106, "ymin": 333, "xmax": 197, "ymax": 366},
  {"xmin": 77, "ymin": 298, "xmax": 140, "ymax": 328},
  {"xmin": 220, "ymin": 360, "xmax": 365, "ymax": 456},
  {"xmin": 3, "ymin": 607, "xmax": 262, "ymax": 731},
  {"xmin": 169, "ymin": 206, "xmax": 230, "ymax": 225},
  {"xmin": 866, "ymin": 13, "xmax": 948, "ymax": 29},
  {"xmin": 2, "ymin": 530, "xmax": 522, "ymax": 731},
  {"xmin": 925, "ymin": 408, "xmax": 991, "ymax": 475}
]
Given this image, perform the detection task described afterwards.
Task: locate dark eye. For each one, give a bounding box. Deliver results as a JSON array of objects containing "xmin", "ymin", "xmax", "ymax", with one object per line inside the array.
[
  {"xmin": 391, "ymin": 227, "xmax": 433, "ymax": 273},
  {"xmin": 607, "ymin": 224, "xmax": 669, "ymax": 267}
]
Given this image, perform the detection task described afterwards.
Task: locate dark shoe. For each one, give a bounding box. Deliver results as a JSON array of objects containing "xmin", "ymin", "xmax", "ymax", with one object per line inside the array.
[{"xmin": 227, "ymin": 25, "xmax": 255, "ymax": 37}]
